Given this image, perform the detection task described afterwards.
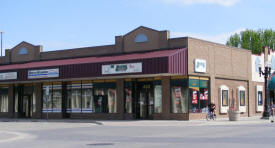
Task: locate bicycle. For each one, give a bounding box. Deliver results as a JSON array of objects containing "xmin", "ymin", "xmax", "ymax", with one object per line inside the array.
[{"xmin": 206, "ymin": 110, "xmax": 216, "ymax": 121}]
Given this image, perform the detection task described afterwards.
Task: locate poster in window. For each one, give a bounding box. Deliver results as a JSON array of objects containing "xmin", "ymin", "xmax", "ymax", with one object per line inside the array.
[
  {"xmin": 125, "ymin": 88, "xmax": 132, "ymax": 103},
  {"xmin": 192, "ymin": 90, "xmax": 198, "ymax": 104},
  {"xmin": 204, "ymin": 89, "xmax": 208, "ymax": 100},
  {"xmin": 174, "ymin": 87, "xmax": 182, "ymax": 105},
  {"xmin": 199, "ymin": 93, "xmax": 204, "ymax": 100}
]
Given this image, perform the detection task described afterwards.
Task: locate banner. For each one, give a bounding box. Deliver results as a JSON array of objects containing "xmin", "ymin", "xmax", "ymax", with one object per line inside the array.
[
  {"xmin": 28, "ymin": 68, "xmax": 59, "ymax": 79},
  {"xmin": 102, "ymin": 63, "xmax": 142, "ymax": 75},
  {"xmin": 0, "ymin": 72, "xmax": 17, "ymax": 80}
]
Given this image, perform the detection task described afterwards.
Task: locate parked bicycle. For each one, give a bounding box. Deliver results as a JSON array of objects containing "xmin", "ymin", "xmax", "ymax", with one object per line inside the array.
[
  {"xmin": 206, "ymin": 110, "xmax": 216, "ymax": 121},
  {"xmin": 206, "ymin": 102, "xmax": 216, "ymax": 121}
]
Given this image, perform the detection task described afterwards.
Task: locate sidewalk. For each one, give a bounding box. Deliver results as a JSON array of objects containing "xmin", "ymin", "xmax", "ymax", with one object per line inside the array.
[{"xmin": 0, "ymin": 116, "xmax": 271, "ymax": 126}]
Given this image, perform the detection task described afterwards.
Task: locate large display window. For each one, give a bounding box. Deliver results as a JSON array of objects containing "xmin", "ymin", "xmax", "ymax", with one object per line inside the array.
[
  {"xmin": 94, "ymin": 82, "xmax": 117, "ymax": 113},
  {"xmin": 67, "ymin": 81, "xmax": 94, "ymax": 113},
  {"xmin": 189, "ymin": 77, "xmax": 209, "ymax": 113},
  {"xmin": 171, "ymin": 78, "xmax": 188, "ymax": 113},
  {"xmin": 42, "ymin": 83, "xmax": 62, "ymax": 113},
  {"xmin": 0, "ymin": 87, "xmax": 8, "ymax": 112}
]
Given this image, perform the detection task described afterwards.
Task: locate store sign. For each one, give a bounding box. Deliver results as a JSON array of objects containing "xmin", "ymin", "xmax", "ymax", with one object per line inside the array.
[
  {"xmin": 102, "ymin": 62, "xmax": 142, "ymax": 75},
  {"xmin": 28, "ymin": 68, "xmax": 59, "ymax": 79},
  {"xmin": 195, "ymin": 59, "xmax": 206, "ymax": 73},
  {"xmin": 0, "ymin": 72, "xmax": 17, "ymax": 80}
]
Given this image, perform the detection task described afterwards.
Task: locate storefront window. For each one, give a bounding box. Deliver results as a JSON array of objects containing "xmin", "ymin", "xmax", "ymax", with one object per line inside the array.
[
  {"xmin": 124, "ymin": 82, "xmax": 133, "ymax": 113},
  {"xmin": 43, "ymin": 83, "xmax": 62, "ymax": 113},
  {"xmin": 42, "ymin": 85, "xmax": 53, "ymax": 112},
  {"xmin": 94, "ymin": 83, "xmax": 116, "ymax": 113},
  {"xmin": 52, "ymin": 85, "xmax": 62, "ymax": 112},
  {"xmin": 154, "ymin": 81, "xmax": 162, "ymax": 113},
  {"xmin": 70, "ymin": 83, "xmax": 82, "ymax": 113},
  {"xmin": 82, "ymin": 83, "xmax": 94, "ymax": 113},
  {"xmin": 171, "ymin": 79, "xmax": 188, "ymax": 113},
  {"xmin": 189, "ymin": 78, "xmax": 210, "ymax": 113},
  {"xmin": 0, "ymin": 87, "xmax": 8, "ymax": 112},
  {"xmin": 67, "ymin": 82, "xmax": 94, "ymax": 113}
]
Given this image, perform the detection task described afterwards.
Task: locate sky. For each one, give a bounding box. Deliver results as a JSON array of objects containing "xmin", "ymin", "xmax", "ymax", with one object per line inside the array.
[{"xmin": 0, "ymin": 0, "xmax": 275, "ymax": 55}]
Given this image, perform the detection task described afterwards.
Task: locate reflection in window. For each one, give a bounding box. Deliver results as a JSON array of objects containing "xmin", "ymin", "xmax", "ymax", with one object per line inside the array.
[
  {"xmin": 222, "ymin": 90, "xmax": 228, "ymax": 106},
  {"xmin": 0, "ymin": 87, "xmax": 8, "ymax": 112},
  {"xmin": 135, "ymin": 33, "xmax": 148, "ymax": 43},
  {"xmin": 154, "ymin": 83, "xmax": 162, "ymax": 113},
  {"xmin": 171, "ymin": 79, "xmax": 188, "ymax": 113},
  {"xmin": 239, "ymin": 90, "xmax": 245, "ymax": 106}
]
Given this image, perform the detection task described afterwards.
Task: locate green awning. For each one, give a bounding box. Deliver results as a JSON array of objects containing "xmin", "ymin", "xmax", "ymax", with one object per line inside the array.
[{"xmin": 268, "ymin": 75, "xmax": 275, "ymax": 90}]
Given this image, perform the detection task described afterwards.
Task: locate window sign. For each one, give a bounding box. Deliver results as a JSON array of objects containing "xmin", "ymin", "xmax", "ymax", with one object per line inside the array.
[
  {"xmin": 102, "ymin": 63, "xmax": 142, "ymax": 75},
  {"xmin": 0, "ymin": 72, "xmax": 17, "ymax": 80},
  {"xmin": 195, "ymin": 59, "xmax": 206, "ymax": 73},
  {"xmin": 28, "ymin": 68, "xmax": 59, "ymax": 79}
]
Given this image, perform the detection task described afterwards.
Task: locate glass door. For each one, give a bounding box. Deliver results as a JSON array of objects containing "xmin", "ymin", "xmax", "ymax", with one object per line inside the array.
[
  {"xmin": 137, "ymin": 82, "xmax": 154, "ymax": 119},
  {"xmin": 22, "ymin": 95, "xmax": 32, "ymax": 118}
]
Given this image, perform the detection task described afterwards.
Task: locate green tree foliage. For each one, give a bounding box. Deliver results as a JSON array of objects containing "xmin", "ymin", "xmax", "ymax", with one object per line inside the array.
[{"xmin": 226, "ymin": 29, "xmax": 275, "ymax": 54}]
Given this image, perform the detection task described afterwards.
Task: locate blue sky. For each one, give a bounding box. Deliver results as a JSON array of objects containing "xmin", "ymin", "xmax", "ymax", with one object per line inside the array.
[{"xmin": 0, "ymin": 0, "xmax": 275, "ymax": 54}]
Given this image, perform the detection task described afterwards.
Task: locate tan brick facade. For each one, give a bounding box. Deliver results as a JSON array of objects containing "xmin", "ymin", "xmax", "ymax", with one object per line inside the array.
[{"xmin": 0, "ymin": 26, "xmax": 266, "ymax": 120}]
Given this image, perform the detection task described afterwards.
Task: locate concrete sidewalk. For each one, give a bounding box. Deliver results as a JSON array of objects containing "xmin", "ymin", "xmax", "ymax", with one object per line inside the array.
[{"xmin": 0, "ymin": 116, "xmax": 272, "ymax": 126}]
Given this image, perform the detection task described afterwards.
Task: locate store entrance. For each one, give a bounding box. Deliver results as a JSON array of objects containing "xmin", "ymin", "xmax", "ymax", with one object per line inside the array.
[
  {"xmin": 22, "ymin": 95, "xmax": 32, "ymax": 118},
  {"xmin": 136, "ymin": 82, "xmax": 154, "ymax": 119},
  {"xmin": 17, "ymin": 85, "xmax": 33, "ymax": 118}
]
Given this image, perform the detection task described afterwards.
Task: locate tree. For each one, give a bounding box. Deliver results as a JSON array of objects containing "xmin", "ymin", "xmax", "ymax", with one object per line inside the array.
[{"xmin": 226, "ymin": 29, "xmax": 275, "ymax": 54}]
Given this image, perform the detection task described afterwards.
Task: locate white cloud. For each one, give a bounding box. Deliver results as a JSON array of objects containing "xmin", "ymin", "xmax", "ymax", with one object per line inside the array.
[
  {"xmin": 171, "ymin": 28, "xmax": 245, "ymax": 44},
  {"xmin": 163, "ymin": 0, "xmax": 242, "ymax": 7}
]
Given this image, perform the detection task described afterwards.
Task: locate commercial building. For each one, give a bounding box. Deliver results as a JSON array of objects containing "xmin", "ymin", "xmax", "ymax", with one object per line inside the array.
[{"xmin": 0, "ymin": 26, "xmax": 269, "ymax": 120}]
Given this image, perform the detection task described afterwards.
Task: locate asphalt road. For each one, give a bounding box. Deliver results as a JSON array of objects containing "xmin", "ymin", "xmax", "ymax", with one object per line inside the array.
[{"xmin": 0, "ymin": 119, "xmax": 275, "ymax": 148}]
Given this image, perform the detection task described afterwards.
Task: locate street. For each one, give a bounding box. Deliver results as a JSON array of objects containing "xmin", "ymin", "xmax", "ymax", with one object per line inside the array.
[{"xmin": 0, "ymin": 118, "xmax": 274, "ymax": 148}]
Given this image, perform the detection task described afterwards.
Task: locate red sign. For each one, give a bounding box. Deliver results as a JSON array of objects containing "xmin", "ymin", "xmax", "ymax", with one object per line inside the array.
[
  {"xmin": 204, "ymin": 89, "xmax": 208, "ymax": 100},
  {"xmin": 192, "ymin": 90, "xmax": 198, "ymax": 104}
]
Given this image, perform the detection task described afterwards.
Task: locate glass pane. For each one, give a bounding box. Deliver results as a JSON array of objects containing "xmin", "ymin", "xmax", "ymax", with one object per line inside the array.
[
  {"xmin": 94, "ymin": 88, "xmax": 107, "ymax": 113},
  {"xmin": 15, "ymin": 87, "xmax": 18, "ymax": 113},
  {"xmin": 42, "ymin": 85, "xmax": 52, "ymax": 112},
  {"xmin": 82, "ymin": 83, "xmax": 94, "ymax": 113},
  {"xmin": 222, "ymin": 90, "xmax": 228, "ymax": 106},
  {"xmin": 171, "ymin": 86, "xmax": 188, "ymax": 113},
  {"xmin": 33, "ymin": 87, "xmax": 36, "ymax": 113},
  {"xmin": 125, "ymin": 87, "xmax": 132, "ymax": 113},
  {"xmin": 71, "ymin": 84, "xmax": 81, "ymax": 113},
  {"xmin": 199, "ymin": 88, "xmax": 209, "ymax": 113},
  {"xmin": 66, "ymin": 85, "xmax": 72, "ymax": 113},
  {"xmin": 52, "ymin": 85, "xmax": 62, "ymax": 112},
  {"xmin": 108, "ymin": 88, "xmax": 117, "ymax": 113},
  {"xmin": 154, "ymin": 85, "xmax": 162, "ymax": 113},
  {"xmin": 0, "ymin": 87, "xmax": 8, "ymax": 112}
]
